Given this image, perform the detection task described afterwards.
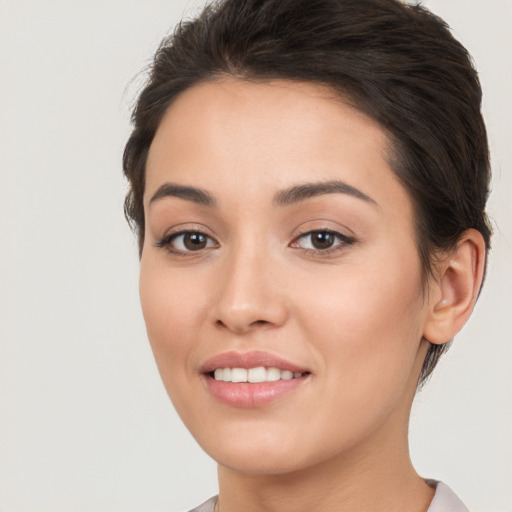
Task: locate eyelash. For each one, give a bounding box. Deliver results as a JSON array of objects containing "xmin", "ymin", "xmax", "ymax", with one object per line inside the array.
[{"xmin": 155, "ymin": 229, "xmax": 355, "ymax": 257}]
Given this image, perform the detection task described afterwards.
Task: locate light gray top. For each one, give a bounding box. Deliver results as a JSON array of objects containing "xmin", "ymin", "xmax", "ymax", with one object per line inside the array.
[
  {"xmin": 187, "ymin": 481, "xmax": 469, "ymax": 512},
  {"xmin": 427, "ymin": 482, "xmax": 470, "ymax": 512}
]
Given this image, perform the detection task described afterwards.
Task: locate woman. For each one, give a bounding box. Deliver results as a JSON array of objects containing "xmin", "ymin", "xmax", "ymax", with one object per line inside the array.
[{"xmin": 123, "ymin": 0, "xmax": 490, "ymax": 510}]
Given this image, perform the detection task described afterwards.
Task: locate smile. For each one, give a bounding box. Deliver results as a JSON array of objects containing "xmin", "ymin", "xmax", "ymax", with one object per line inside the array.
[
  {"xmin": 201, "ymin": 351, "xmax": 310, "ymax": 407},
  {"xmin": 213, "ymin": 367, "xmax": 304, "ymax": 382}
]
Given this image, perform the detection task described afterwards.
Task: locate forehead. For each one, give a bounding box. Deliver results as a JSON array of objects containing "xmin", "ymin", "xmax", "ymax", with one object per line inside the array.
[{"xmin": 145, "ymin": 78, "xmax": 410, "ymax": 217}]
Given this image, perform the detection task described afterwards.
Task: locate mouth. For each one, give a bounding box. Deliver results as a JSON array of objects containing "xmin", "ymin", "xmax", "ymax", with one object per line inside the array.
[
  {"xmin": 200, "ymin": 351, "xmax": 311, "ymax": 408},
  {"xmin": 210, "ymin": 367, "xmax": 308, "ymax": 383}
]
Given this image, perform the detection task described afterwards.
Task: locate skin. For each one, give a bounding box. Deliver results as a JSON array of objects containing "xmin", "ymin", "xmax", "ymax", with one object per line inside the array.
[{"xmin": 139, "ymin": 79, "xmax": 485, "ymax": 512}]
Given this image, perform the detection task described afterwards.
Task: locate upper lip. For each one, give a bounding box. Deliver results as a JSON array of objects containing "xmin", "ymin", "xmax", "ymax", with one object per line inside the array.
[{"xmin": 200, "ymin": 350, "xmax": 309, "ymax": 374}]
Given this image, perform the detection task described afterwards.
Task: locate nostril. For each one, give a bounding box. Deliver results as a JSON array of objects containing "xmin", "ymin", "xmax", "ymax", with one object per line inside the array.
[{"xmin": 214, "ymin": 317, "xmax": 271, "ymax": 334}]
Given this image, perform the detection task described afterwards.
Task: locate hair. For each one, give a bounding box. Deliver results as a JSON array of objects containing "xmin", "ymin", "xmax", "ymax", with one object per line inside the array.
[{"xmin": 123, "ymin": 0, "xmax": 491, "ymax": 386}]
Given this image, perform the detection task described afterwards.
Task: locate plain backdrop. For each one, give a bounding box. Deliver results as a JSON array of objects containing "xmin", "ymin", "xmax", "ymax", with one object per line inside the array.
[{"xmin": 0, "ymin": 1, "xmax": 510, "ymax": 511}]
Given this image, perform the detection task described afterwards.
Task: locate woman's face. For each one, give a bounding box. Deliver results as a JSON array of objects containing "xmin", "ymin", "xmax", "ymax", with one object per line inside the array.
[{"xmin": 140, "ymin": 79, "xmax": 431, "ymax": 474}]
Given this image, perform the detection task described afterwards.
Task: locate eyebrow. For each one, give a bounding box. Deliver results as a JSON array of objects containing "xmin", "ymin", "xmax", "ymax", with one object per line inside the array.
[
  {"xmin": 149, "ymin": 179, "xmax": 376, "ymax": 209},
  {"xmin": 273, "ymin": 180, "xmax": 377, "ymax": 207},
  {"xmin": 149, "ymin": 183, "xmax": 216, "ymax": 207}
]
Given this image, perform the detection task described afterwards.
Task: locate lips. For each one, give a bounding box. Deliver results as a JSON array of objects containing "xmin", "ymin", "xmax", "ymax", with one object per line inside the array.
[
  {"xmin": 200, "ymin": 350, "xmax": 308, "ymax": 374},
  {"xmin": 200, "ymin": 351, "xmax": 310, "ymax": 408}
]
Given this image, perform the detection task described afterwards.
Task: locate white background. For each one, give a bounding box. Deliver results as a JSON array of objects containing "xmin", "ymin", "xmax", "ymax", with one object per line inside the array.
[{"xmin": 0, "ymin": 1, "xmax": 510, "ymax": 511}]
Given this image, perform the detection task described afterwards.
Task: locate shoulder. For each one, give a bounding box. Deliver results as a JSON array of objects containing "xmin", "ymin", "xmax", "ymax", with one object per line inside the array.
[
  {"xmin": 427, "ymin": 481, "xmax": 470, "ymax": 512},
  {"xmin": 186, "ymin": 496, "xmax": 218, "ymax": 512}
]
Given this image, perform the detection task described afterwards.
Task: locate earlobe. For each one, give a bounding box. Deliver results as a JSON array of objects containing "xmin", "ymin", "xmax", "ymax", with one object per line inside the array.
[{"xmin": 423, "ymin": 229, "xmax": 486, "ymax": 345}]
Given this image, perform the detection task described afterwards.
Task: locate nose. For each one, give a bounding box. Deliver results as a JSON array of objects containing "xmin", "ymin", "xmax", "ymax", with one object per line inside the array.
[{"xmin": 211, "ymin": 247, "xmax": 288, "ymax": 335}]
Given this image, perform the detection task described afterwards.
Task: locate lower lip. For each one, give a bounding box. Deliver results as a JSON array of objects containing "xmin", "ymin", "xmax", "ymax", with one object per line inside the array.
[{"xmin": 203, "ymin": 375, "xmax": 308, "ymax": 408}]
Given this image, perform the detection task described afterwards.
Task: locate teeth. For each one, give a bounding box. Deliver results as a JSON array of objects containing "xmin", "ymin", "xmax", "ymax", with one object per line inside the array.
[
  {"xmin": 212, "ymin": 367, "xmax": 305, "ymax": 383},
  {"xmin": 231, "ymin": 368, "xmax": 247, "ymax": 383},
  {"xmin": 248, "ymin": 366, "xmax": 266, "ymax": 383},
  {"xmin": 266, "ymin": 367, "xmax": 281, "ymax": 381}
]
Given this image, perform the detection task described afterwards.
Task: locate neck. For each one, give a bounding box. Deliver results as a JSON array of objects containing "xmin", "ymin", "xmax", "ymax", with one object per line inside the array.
[
  {"xmin": 217, "ymin": 431, "xmax": 433, "ymax": 512},
  {"xmin": 216, "ymin": 341, "xmax": 434, "ymax": 512}
]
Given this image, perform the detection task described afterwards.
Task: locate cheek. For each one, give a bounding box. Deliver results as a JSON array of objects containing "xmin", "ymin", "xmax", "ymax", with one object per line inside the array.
[
  {"xmin": 295, "ymin": 248, "xmax": 425, "ymax": 391},
  {"xmin": 138, "ymin": 258, "xmax": 216, "ymax": 430},
  {"xmin": 282, "ymin": 253, "xmax": 426, "ymax": 455},
  {"xmin": 138, "ymin": 256, "xmax": 208, "ymax": 377}
]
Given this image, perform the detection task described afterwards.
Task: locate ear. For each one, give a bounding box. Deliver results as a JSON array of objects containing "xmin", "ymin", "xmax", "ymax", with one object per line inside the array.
[{"xmin": 423, "ymin": 229, "xmax": 486, "ymax": 345}]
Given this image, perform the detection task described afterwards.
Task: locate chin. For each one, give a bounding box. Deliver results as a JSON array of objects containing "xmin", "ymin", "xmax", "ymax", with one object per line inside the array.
[
  {"xmin": 213, "ymin": 446, "xmax": 311, "ymax": 476},
  {"xmin": 188, "ymin": 417, "xmax": 354, "ymax": 478},
  {"xmin": 187, "ymin": 420, "xmax": 309, "ymax": 474}
]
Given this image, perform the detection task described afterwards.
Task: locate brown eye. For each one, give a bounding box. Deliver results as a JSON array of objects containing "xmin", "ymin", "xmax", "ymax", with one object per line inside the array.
[
  {"xmin": 182, "ymin": 232, "xmax": 208, "ymax": 250},
  {"xmin": 292, "ymin": 230, "xmax": 355, "ymax": 254},
  {"xmin": 156, "ymin": 230, "xmax": 217, "ymax": 253},
  {"xmin": 310, "ymin": 231, "xmax": 335, "ymax": 249}
]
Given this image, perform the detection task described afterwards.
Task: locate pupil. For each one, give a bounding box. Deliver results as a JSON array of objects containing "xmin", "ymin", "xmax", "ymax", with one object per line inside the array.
[
  {"xmin": 184, "ymin": 232, "xmax": 207, "ymax": 250},
  {"xmin": 312, "ymin": 232, "xmax": 334, "ymax": 249}
]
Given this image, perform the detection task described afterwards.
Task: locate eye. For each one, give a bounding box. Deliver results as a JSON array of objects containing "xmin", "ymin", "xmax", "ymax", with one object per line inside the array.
[
  {"xmin": 156, "ymin": 230, "xmax": 217, "ymax": 253},
  {"xmin": 291, "ymin": 230, "xmax": 354, "ymax": 253}
]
